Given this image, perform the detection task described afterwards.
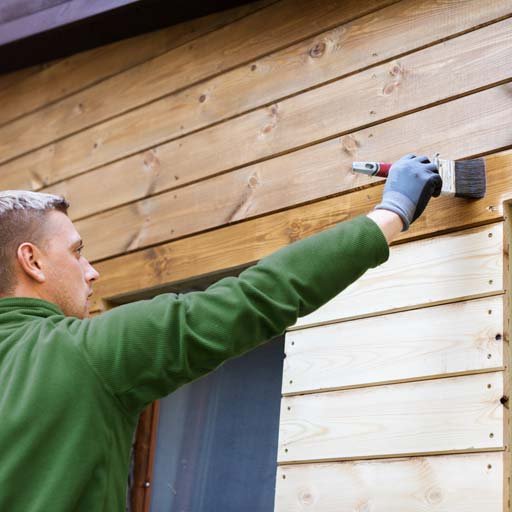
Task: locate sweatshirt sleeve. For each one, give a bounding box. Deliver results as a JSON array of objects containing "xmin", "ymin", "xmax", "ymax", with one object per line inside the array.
[{"xmin": 68, "ymin": 215, "xmax": 389, "ymax": 415}]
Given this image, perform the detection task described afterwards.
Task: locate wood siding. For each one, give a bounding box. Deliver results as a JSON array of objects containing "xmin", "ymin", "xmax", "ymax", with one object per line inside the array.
[{"xmin": 1, "ymin": 1, "xmax": 511, "ymax": 510}]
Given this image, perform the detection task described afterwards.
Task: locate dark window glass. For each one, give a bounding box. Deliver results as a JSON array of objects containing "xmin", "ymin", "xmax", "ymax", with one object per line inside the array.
[{"xmin": 150, "ymin": 337, "xmax": 284, "ymax": 512}]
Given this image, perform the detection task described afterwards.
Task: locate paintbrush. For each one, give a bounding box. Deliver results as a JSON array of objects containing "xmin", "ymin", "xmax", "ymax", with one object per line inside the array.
[{"xmin": 352, "ymin": 154, "xmax": 486, "ymax": 199}]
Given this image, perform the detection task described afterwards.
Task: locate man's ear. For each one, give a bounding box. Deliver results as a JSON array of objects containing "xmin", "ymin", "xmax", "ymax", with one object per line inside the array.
[{"xmin": 16, "ymin": 243, "xmax": 46, "ymax": 283}]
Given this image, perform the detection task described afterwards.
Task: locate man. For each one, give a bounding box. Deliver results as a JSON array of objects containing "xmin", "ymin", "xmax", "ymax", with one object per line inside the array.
[{"xmin": 0, "ymin": 155, "xmax": 440, "ymax": 510}]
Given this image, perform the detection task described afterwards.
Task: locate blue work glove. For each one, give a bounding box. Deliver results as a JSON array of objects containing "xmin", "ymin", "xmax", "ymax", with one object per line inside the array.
[{"xmin": 374, "ymin": 154, "xmax": 442, "ymax": 231}]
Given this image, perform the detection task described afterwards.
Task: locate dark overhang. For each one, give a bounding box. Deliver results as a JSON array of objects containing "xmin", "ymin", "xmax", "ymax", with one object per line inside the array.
[{"xmin": 0, "ymin": 0, "xmax": 256, "ymax": 74}]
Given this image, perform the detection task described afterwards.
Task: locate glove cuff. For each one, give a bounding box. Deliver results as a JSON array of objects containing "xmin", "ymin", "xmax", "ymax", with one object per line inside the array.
[{"xmin": 374, "ymin": 191, "xmax": 416, "ymax": 231}]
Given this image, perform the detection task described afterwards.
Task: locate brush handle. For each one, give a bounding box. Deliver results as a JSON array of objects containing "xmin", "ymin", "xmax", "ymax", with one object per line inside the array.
[{"xmin": 352, "ymin": 162, "xmax": 392, "ymax": 178}]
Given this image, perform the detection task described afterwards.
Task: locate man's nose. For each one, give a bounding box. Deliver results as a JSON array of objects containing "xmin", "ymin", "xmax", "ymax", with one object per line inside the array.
[{"xmin": 85, "ymin": 259, "xmax": 100, "ymax": 282}]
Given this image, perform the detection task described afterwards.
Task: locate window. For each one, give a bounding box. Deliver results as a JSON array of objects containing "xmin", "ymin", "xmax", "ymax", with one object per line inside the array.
[{"xmin": 150, "ymin": 336, "xmax": 284, "ymax": 511}]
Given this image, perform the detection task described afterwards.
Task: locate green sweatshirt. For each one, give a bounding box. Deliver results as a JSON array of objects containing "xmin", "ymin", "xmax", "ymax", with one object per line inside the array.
[{"xmin": 0, "ymin": 216, "xmax": 388, "ymax": 511}]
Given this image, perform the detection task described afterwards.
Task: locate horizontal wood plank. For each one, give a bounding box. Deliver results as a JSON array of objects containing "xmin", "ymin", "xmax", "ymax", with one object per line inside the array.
[
  {"xmin": 70, "ymin": 83, "xmax": 512, "ymax": 263},
  {"xmin": 0, "ymin": 0, "xmax": 273, "ymax": 127},
  {"xmin": 293, "ymin": 223, "xmax": 503, "ymax": 329},
  {"xmin": 88, "ymin": 150, "xmax": 512, "ymax": 311},
  {"xmin": 278, "ymin": 372, "xmax": 504, "ymax": 463},
  {"xmin": 11, "ymin": 0, "xmax": 510, "ymax": 196},
  {"xmin": 283, "ymin": 296, "xmax": 504, "ymax": 395},
  {"xmin": 0, "ymin": 62, "xmax": 45, "ymax": 92},
  {"xmin": 275, "ymin": 452, "xmax": 504, "ymax": 511},
  {"xmin": 0, "ymin": 0, "xmax": 394, "ymax": 165}
]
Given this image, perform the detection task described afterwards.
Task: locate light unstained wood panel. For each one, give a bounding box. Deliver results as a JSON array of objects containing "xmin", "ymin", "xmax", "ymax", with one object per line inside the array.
[
  {"xmin": 283, "ymin": 296, "xmax": 504, "ymax": 395},
  {"xmin": 293, "ymin": 223, "xmax": 503, "ymax": 329},
  {"xmin": 11, "ymin": 0, "xmax": 510, "ymax": 195},
  {"xmin": 69, "ymin": 83, "xmax": 512, "ymax": 263},
  {"xmin": 88, "ymin": 151, "xmax": 512, "ymax": 311},
  {"xmin": 275, "ymin": 452, "xmax": 504, "ymax": 511},
  {"xmin": 0, "ymin": 0, "xmax": 394, "ymax": 166},
  {"xmin": 278, "ymin": 372, "xmax": 504, "ymax": 464},
  {"xmin": 0, "ymin": 0, "xmax": 273, "ymax": 127}
]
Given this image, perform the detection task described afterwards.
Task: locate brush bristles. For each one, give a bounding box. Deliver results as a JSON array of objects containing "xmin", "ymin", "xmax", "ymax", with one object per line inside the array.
[{"xmin": 454, "ymin": 158, "xmax": 486, "ymax": 199}]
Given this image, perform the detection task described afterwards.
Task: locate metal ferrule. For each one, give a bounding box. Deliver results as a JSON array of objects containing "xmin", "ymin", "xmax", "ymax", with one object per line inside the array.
[
  {"xmin": 352, "ymin": 161, "xmax": 380, "ymax": 176},
  {"xmin": 433, "ymin": 154, "xmax": 455, "ymax": 197}
]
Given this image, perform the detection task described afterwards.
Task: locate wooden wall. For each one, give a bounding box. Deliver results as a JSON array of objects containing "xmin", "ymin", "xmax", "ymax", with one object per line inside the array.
[
  {"xmin": 277, "ymin": 220, "xmax": 508, "ymax": 510},
  {"xmin": 0, "ymin": 0, "xmax": 509, "ymax": 307},
  {"xmin": 0, "ymin": 0, "xmax": 511, "ymax": 510}
]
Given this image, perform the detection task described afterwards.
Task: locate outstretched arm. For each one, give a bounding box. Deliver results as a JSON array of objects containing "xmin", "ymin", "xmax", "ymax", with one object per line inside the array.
[{"xmin": 67, "ymin": 154, "xmax": 440, "ymax": 417}]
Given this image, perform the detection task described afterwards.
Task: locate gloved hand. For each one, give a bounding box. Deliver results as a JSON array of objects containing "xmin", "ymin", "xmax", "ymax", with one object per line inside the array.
[{"xmin": 374, "ymin": 154, "xmax": 442, "ymax": 231}]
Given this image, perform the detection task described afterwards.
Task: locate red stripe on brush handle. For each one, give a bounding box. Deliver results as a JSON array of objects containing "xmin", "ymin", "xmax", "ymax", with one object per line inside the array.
[{"xmin": 352, "ymin": 162, "xmax": 392, "ymax": 178}]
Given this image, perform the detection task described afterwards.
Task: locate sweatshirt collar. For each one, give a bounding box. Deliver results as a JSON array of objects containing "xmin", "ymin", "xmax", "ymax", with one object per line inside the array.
[{"xmin": 0, "ymin": 297, "xmax": 64, "ymax": 319}]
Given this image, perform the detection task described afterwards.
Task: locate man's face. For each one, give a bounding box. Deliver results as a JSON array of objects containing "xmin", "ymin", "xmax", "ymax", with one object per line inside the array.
[{"xmin": 40, "ymin": 211, "xmax": 100, "ymax": 318}]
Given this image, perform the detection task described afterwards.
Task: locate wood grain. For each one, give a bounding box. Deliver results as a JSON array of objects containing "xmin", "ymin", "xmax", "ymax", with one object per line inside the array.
[
  {"xmin": 11, "ymin": 0, "xmax": 510, "ymax": 196},
  {"xmin": 130, "ymin": 401, "xmax": 160, "ymax": 512},
  {"xmin": 283, "ymin": 296, "xmax": 504, "ymax": 395},
  {"xmin": 275, "ymin": 452, "xmax": 504, "ymax": 511},
  {"xmin": 0, "ymin": 0, "xmax": 274, "ymax": 128},
  {"xmin": 88, "ymin": 151, "xmax": 512, "ymax": 311},
  {"xmin": 70, "ymin": 83, "xmax": 512, "ymax": 262},
  {"xmin": 0, "ymin": 0, "xmax": 393, "ymax": 165},
  {"xmin": 294, "ymin": 223, "xmax": 504, "ymax": 329},
  {"xmin": 278, "ymin": 372, "xmax": 504, "ymax": 463},
  {"xmin": 0, "ymin": 62, "xmax": 46, "ymax": 92}
]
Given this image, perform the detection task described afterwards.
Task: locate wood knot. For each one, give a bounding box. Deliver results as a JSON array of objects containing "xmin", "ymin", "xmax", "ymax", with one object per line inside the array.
[
  {"xmin": 425, "ymin": 487, "xmax": 443, "ymax": 505},
  {"xmin": 382, "ymin": 82, "xmax": 398, "ymax": 95},
  {"xmin": 142, "ymin": 150, "xmax": 160, "ymax": 171},
  {"xmin": 286, "ymin": 221, "xmax": 303, "ymax": 242},
  {"xmin": 356, "ymin": 502, "xmax": 371, "ymax": 512},
  {"xmin": 248, "ymin": 173, "xmax": 259, "ymax": 189},
  {"xmin": 390, "ymin": 62, "xmax": 404, "ymax": 76},
  {"xmin": 199, "ymin": 94, "xmax": 206, "ymax": 103},
  {"xmin": 309, "ymin": 42, "xmax": 326, "ymax": 58},
  {"xmin": 299, "ymin": 490, "xmax": 314, "ymax": 506},
  {"xmin": 261, "ymin": 105, "xmax": 280, "ymax": 136},
  {"xmin": 340, "ymin": 134, "xmax": 360, "ymax": 155}
]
